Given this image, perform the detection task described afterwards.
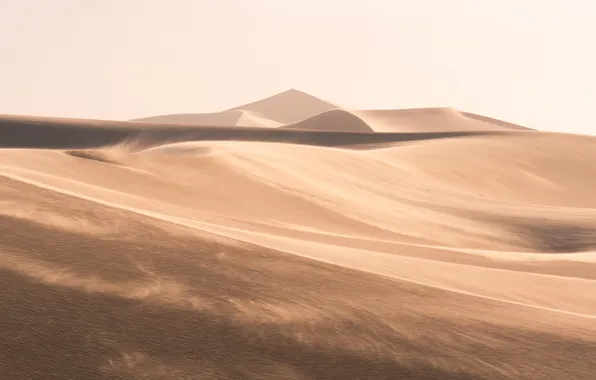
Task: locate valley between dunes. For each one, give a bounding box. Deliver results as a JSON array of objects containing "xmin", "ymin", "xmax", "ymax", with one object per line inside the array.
[{"xmin": 1, "ymin": 89, "xmax": 595, "ymax": 379}]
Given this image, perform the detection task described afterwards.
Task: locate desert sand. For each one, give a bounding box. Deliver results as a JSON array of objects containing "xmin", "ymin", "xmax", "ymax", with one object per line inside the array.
[{"xmin": 1, "ymin": 89, "xmax": 595, "ymax": 379}]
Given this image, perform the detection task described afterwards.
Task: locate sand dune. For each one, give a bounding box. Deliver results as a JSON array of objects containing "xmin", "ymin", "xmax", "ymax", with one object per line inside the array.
[
  {"xmin": 134, "ymin": 89, "xmax": 337, "ymax": 127},
  {"xmin": 133, "ymin": 109, "xmax": 283, "ymax": 128},
  {"xmin": 227, "ymin": 88, "xmax": 337, "ymax": 124},
  {"xmin": 280, "ymin": 107, "xmax": 530, "ymax": 133},
  {"xmin": 281, "ymin": 108, "xmax": 375, "ymax": 132},
  {"xmin": 133, "ymin": 89, "xmax": 335, "ymax": 127},
  {"xmin": 133, "ymin": 90, "xmax": 530, "ymax": 134},
  {"xmin": 353, "ymin": 107, "xmax": 534, "ymax": 132},
  {"xmin": 1, "ymin": 90, "xmax": 595, "ymax": 379}
]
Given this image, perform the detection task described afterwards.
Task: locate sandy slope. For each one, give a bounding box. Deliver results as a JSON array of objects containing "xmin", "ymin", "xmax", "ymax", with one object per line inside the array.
[
  {"xmin": 1, "ymin": 91, "xmax": 595, "ymax": 379},
  {"xmin": 133, "ymin": 110, "xmax": 283, "ymax": 128},
  {"xmin": 353, "ymin": 108, "xmax": 533, "ymax": 132},
  {"xmin": 279, "ymin": 108, "xmax": 530, "ymax": 133},
  {"xmin": 281, "ymin": 109, "xmax": 375, "ymax": 132}
]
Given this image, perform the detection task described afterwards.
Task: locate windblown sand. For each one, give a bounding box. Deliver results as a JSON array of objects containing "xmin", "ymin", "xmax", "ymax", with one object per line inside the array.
[{"xmin": 1, "ymin": 89, "xmax": 595, "ymax": 379}]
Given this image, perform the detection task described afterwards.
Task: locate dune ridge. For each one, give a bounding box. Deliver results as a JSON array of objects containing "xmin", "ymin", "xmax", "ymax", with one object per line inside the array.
[
  {"xmin": 1, "ymin": 89, "xmax": 595, "ymax": 380},
  {"xmin": 0, "ymin": 113, "xmax": 512, "ymax": 151},
  {"xmin": 133, "ymin": 109, "xmax": 283, "ymax": 128}
]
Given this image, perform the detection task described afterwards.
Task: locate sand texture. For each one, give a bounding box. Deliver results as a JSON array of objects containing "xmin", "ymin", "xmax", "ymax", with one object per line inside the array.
[{"xmin": 1, "ymin": 90, "xmax": 595, "ymax": 379}]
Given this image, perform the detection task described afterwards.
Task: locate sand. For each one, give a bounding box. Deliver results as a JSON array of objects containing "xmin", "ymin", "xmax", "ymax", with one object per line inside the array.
[{"xmin": 1, "ymin": 90, "xmax": 595, "ymax": 379}]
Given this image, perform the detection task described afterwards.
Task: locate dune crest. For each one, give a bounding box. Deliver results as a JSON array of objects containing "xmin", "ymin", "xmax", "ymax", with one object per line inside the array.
[
  {"xmin": 1, "ymin": 89, "xmax": 595, "ymax": 380},
  {"xmin": 227, "ymin": 88, "xmax": 337, "ymax": 124}
]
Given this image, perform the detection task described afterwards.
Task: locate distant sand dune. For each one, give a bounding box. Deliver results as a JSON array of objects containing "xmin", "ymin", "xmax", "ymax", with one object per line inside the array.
[
  {"xmin": 133, "ymin": 109, "xmax": 283, "ymax": 128},
  {"xmin": 280, "ymin": 107, "xmax": 530, "ymax": 133},
  {"xmin": 133, "ymin": 91, "xmax": 532, "ymax": 134},
  {"xmin": 353, "ymin": 107, "xmax": 533, "ymax": 132},
  {"xmin": 1, "ymin": 89, "xmax": 595, "ymax": 379},
  {"xmin": 132, "ymin": 89, "xmax": 335, "ymax": 126},
  {"xmin": 227, "ymin": 88, "xmax": 337, "ymax": 124},
  {"xmin": 281, "ymin": 108, "xmax": 375, "ymax": 132}
]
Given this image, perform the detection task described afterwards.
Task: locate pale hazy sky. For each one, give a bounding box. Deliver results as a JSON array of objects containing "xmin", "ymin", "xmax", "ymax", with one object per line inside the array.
[{"xmin": 1, "ymin": 0, "xmax": 594, "ymax": 133}]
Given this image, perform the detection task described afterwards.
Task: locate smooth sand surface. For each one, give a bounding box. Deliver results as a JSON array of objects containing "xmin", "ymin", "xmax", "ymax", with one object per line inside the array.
[
  {"xmin": 133, "ymin": 110, "xmax": 283, "ymax": 128},
  {"xmin": 1, "ymin": 90, "xmax": 595, "ymax": 379},
  {"xmin": 353, "ymin": 108, "xmax": 533, "ymax": 132}
]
